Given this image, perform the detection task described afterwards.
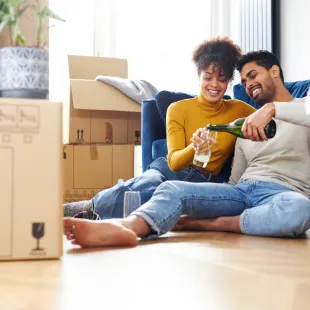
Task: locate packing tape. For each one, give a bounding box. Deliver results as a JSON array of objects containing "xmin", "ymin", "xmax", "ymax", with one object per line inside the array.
[{"xmin": 90, "ymin": 145, "xmax": 98, "ymax": 160}]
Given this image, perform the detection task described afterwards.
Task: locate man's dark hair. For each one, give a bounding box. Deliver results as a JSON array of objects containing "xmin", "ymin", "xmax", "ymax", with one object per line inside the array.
[
  {"xmin": 192, "ymin": 36, "xmax": 242, "ymax": 80},
  {"xmin": 236, "ymin": 50, "xmax": 284, "ymax": 82}
]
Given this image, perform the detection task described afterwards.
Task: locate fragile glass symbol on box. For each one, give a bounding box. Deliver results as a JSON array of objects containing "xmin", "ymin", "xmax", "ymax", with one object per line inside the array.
[{"xmin": 32, "ymin": 222, "xmax": 45, "ymax": 252}]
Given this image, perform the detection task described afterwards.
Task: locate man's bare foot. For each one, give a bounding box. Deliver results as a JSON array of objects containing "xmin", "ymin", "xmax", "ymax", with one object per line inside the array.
[{"xmin": 64, "ymin": 218, "xmax": 138, "ymax": 247}]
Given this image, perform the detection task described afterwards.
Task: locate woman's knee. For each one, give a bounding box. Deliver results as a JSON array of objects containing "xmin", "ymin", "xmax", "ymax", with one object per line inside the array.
[{"xmin": 155, "ymin": 180, "xmax": 184, "ymax": 197}]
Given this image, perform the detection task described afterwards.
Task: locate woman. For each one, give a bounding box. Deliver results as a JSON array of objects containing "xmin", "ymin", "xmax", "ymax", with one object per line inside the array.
[{"xmin": 64, "ymin": 36, "xmax": 256, "ymax": 220}]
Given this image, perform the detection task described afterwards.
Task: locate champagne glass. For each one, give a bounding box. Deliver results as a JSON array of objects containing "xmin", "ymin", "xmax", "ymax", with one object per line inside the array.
[
  {"xmin": 193, "ymin": 130, "xmax": 218, "ymax": 168},
  {"xmin": 32, "ymin": 222, "xmax": 45, "ymax": 251}
]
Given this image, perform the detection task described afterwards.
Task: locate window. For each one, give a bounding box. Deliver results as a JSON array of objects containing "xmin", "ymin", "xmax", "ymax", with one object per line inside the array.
[{"xmin": 94, "ymin": 0, "xmax": 212, "ymax": 93}]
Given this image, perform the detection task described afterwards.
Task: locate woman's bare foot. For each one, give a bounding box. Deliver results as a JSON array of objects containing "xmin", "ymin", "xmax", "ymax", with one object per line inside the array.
[{"xmin": 64, "ymin": 218, "xmax": 138, "ymax": 247}]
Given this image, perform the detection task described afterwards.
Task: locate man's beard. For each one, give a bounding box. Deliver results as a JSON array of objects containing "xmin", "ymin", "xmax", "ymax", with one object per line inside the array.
[{"xmin": 253, "ymin": 82, "xmax": 276, "ymax": 106}]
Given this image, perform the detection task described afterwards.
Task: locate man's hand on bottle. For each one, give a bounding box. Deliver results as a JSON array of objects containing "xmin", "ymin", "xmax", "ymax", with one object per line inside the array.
[{"xmin": 242, "ymin": 103, "xmax": 276, "ymax": 141}]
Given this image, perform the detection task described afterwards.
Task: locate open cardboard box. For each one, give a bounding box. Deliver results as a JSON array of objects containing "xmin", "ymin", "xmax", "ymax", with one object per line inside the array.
[{"xmin": 65, "ymin": 55, "xmax": 141, "ymax": 145}]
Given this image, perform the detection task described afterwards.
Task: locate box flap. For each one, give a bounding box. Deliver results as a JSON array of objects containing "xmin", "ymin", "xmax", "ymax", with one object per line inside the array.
[
  {"xmin": 68, "ymin": 55, "xmax": 128, "ymax": 79},
  {"xmin": 70, "ymin": 80, "xmax": 141, "ymax": 113}
]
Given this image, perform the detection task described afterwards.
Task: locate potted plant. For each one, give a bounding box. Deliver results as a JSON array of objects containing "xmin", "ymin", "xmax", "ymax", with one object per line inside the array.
[{"xmin": 0, "ymin": 0, "xmax": 64, "ymax": 99}]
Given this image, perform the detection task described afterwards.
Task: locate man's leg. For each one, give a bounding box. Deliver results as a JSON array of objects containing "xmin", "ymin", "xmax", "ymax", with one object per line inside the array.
[
  {"xmin": 176, "ymin": 188, "xmax": 310, "ymax": 237},
  {"xmin": 239, "ymin": 191, "xmax": 310, "ymax": 237},
  {"xmin": 64, "ymin": 181, "xmax": 246, "ymax": 247}
]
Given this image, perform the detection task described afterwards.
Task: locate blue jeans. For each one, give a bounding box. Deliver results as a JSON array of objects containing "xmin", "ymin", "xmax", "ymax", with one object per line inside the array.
[
  {"xmin": 132, "ymin": 179, "xmax": 310, "ymax": 238},
  {"xmin": 93, "ymin": 157, "xmax": 211, "ymax": 219}
]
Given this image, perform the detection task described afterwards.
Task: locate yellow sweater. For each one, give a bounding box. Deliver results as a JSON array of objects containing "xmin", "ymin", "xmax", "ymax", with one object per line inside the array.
[{"xmin": 166, "ymin": 93, "xmax": 256, "ymax": 176}]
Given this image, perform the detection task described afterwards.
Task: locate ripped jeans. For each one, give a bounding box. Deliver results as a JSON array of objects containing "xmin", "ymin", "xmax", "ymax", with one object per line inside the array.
[
  {"xmin": 92, "ymin": 157, "xmax": 212, "ymax": 219},
  {"xmin": 131, "ymin": 179, "xmax": 310, "ymax": 238}
]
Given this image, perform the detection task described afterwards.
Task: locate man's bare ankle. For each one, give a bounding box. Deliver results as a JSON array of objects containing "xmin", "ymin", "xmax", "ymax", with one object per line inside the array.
[
  {"xmin": 212, "ymin": 216, "xmax": 241, "ymax": 233},
  {"xmin": 122, "ymin": 215, "xmax": 151, "ymax": 237}
]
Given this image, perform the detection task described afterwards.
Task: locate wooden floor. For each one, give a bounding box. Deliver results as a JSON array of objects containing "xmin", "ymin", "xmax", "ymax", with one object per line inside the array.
[{"xmin": 1, "ymin": 231, "xmax": 310, "ymax": 310}]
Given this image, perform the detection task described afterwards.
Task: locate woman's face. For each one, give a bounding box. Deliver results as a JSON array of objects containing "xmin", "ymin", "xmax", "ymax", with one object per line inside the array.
[{"xmin": 199, "ymin": 64, "xmax": 230, "ymax": 103}]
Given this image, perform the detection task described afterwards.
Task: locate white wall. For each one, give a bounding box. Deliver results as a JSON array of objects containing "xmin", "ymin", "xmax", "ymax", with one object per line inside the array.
[
  {"xmin": 49, "ymin": 0, "xmax": 95, "ymax": 142},
  {"xmin": 280, "ymin": 0, "xmax": 310, "ymax": 81}
]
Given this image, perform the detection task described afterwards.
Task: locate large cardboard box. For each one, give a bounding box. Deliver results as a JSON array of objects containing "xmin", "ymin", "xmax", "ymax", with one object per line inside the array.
[
  {"xmin": 65, "ymin": 56, "xmax": 141, "ymax": 145},
  {"xmin": 0, "ymin": 99, "xmax": 63, "ymax": 261},
  {"xmin": 63, "ymin": 144, "xmax": 134, "ymax": 203}
]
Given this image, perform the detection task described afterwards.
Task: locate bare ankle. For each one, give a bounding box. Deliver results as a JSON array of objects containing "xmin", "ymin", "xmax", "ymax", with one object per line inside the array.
[
  {"xmin": 122, "ymin": 215, "xmax": 151, "ymax": 237},
  {"xmin": 210, "ymin": 216, "xmax": 241, "ymax": 233}
]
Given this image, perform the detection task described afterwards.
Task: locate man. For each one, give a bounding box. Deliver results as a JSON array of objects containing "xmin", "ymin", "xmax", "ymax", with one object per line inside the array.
[
  {"xmin": 242, "ymin": 89, "xmax": 310, "ymax": 141},
  {"xmin": 64, "ymin": 51, "xmax": 310, "ymax": 248}
]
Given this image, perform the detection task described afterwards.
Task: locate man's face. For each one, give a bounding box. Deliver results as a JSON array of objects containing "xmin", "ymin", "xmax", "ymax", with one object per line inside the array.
[{"xmin": 240, "ymin": 61, "xmax": 276, "ymax": 106}]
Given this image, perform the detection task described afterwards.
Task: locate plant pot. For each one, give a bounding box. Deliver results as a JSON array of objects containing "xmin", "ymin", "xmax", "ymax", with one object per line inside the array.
[{"xmin": 0, "ymin": 46, "xmax": 49, "ymax": 99}]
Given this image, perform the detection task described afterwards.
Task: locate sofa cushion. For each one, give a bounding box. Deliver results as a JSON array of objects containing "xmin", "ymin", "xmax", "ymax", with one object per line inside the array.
[
  {"xmin": 285, "ymin": 80, "xmax": 310, "ymax": 98},
  {"xmin": 155, "ymin": 91, "xmax": 195, "ymax": 128},
  {"xmin": 152, "ymin": 139, "xmax": 168, "ymax": 160},
  {"xmin": 155, "ymin": 90, "xmax": 232, "ymax": 128},
  {"xmin": 233, "ymin": 83, "xmax": 260, "ymax": 109}
]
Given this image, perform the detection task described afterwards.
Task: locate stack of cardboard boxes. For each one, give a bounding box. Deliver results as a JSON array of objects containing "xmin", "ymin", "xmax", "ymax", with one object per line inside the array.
[{"xmin": 63, "ymin": 56, "xmax": 142, "ymax": 203}]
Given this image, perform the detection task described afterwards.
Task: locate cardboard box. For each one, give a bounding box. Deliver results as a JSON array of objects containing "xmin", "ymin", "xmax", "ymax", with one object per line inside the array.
[
  {"xmin": 63, "ymin": 144, "xmax": 134, "ymax": 203},
  {"xmin": 0, "ymin": 99, "xmax": 63, "ymax": 261},
  {"xmin": 65, "ymin": 56, "xmax": 141, "ymax": 145},
  {"xmin": 134, "ymin": 145, "xmax": 143, "ymax": 177}
]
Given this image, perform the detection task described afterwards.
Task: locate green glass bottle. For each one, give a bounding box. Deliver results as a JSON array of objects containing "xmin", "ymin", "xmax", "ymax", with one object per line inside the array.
[{"xmin": 206, "ymin": 118, "xmax": 277, "ymax": 139}]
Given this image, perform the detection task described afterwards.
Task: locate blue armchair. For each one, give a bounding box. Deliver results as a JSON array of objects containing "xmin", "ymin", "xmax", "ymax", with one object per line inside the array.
[
  {"xmin": 141, "ymin": 91, "xmax": 233, "ymax": 183},
  {"xmin": 141, "ymin": 91, "xmax": 194, "ymax": 172},
  {"xmin": 142, "ymin": 80, "xmax": 310, "ymax": 182}
]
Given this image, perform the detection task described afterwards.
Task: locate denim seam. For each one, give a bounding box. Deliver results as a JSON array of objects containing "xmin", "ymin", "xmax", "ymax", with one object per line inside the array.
[
  {"xmin": 181, "ymin": 196, "xmax": 244, "ymax": 202},
  {"xmin": 184, "ymin": 170, "xmax": 194, "ymax": 182}
]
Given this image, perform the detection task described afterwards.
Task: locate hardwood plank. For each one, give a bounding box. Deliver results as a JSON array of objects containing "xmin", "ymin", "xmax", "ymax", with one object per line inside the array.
[{"xmin": 0, "ymin": 232, "xmax": 309, "ymax": 310}]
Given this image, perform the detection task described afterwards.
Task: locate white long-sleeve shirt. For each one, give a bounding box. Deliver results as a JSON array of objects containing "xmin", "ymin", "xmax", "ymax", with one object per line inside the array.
[
  {"xmin": 275, "ymin": 95, "xmax": 310, "ymax": 127},
  {"xmin": 229, "ymin": 97, "xmax": 310, "ymax": 198}
]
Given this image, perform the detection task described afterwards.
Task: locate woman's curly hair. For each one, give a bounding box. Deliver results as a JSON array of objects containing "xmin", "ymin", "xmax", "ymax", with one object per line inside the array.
[{"xmin": 192, "ymin": 36, "xmax": 242, "ymax": 80}]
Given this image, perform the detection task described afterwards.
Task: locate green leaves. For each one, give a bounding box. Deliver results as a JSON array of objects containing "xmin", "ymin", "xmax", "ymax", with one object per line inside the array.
[
  {"xmin": 0, "ymin": 0, "xmax": 64, "ymax": 47},
  {"xmin": 16, "ymin": 3, "xmax": 29, "ymax": 18},
  {"xmin": 35, "ymin": 5, "xmax": 65, "ymax": 47},
  {"xmin": 37, "ymin": 6, "xmax": 65, "ymax": 22},
  {"xmin": 15, "ymin": 31, "xmax": 24, "ymax": 45},
  {"xmin": 0, "ymin": 0, "xmax": 28, "ymax": 45},
  {"xmin": 0, "ymin": 15, "xmax": 11, "ymax": 33}
]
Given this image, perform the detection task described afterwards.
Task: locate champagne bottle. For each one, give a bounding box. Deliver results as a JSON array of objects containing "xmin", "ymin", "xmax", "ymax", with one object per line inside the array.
[{"xmin": 206, "ymin": 117, "xmax": 277, "ymax": 139}]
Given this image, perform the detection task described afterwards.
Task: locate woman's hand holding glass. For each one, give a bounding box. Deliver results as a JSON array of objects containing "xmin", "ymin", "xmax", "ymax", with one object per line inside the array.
[{"xmin": 191, "ymin": 128, "xmax": 218, "ymax": 168}]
